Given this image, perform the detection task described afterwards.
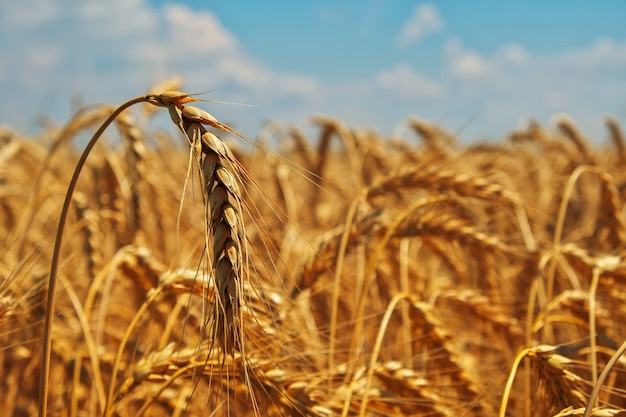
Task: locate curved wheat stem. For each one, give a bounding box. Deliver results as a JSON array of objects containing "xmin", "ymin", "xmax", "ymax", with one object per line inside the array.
[
  {"xmin": 39, "ymin": 95, "xmax": 149, "ymax": 417},
  {"xmin": 40, "ymin": 91, "xmax": 205, "ymax": 417}
]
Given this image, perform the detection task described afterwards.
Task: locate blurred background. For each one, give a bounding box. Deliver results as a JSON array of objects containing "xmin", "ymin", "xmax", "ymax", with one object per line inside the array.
[{"xmin": 1, "ymin": 0, "xmax": 625, "ymax": 141}]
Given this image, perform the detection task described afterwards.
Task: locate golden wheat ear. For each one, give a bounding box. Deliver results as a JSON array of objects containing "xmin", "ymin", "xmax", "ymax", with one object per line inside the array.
[{"xmin": 168, "ymin": 104, "xmax": 248, "ymax": 355}]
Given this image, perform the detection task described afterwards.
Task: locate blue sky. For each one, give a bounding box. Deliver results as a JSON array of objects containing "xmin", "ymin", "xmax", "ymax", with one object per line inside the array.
[{"xmin": 1, "ymin": 0, "xmax": 625, "ymax": 141}]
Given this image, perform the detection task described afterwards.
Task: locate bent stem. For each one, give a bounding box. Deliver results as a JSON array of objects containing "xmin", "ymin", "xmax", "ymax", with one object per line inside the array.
[
  {"xmin": 499, "ymin": 347, "xmax": 531, "ymax": 417},
  {"xmin": 583, "ymin": 338, "xmax": 626, "ymax": 417},
  {"xmin": 39, "ymin": 96, "xmax": 149, "ymax": 417}
]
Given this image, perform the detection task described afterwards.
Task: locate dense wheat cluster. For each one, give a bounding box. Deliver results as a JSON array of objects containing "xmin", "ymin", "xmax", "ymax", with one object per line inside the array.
[{"xmin": 1, "ymin": 85, "xmax": 626, "ymax": 416}]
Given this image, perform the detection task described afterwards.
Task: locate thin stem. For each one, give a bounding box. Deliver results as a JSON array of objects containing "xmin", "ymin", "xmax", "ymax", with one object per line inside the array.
[
  {"xmin": 583, "ymin": 339, "xmax": 626, "ymax": 417},
  {"xmin": 328, "ymin": 192, "xmax": 363, "ymax": 387},
  {"xmin": 39, "ymin": 96, "xmax": 149, "ymax": 417},
  {"xmin": 358, "ymin": 293, "xmax": 414, "ymax": 416},
  {"xmin": 499, "ymin": 348, "xmax": 532, "ymax": 417}
]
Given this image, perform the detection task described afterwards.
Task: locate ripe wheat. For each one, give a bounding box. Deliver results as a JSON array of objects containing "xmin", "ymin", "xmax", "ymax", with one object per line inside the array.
[{"xmin": 1, "ymin": 85, "xmax": 626, "ymax": 416}]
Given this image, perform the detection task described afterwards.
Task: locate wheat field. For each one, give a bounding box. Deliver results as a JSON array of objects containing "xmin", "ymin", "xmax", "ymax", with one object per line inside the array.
[{"xmin": 1, "ymin": 84, "xmax": 626, "ymax": 416}]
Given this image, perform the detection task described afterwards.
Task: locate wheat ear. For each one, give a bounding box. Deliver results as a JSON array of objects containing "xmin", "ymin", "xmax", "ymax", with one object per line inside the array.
[{"xmin": 166, "ymin": 102, "xmax": 246, "ymax": 354}]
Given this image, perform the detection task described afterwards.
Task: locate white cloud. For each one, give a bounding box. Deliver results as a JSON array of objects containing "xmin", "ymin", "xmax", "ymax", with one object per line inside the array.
[
  {"xmin": 76, "ymin": 0, "xmax": 157, "ymax": 37},
  {"xmin": 445, "ymin": 39, "xmax": 530, "ymax": 80},
  {"xmin": 0, "ymin": 0, "xmax": 623, "ymax": 141},
  {"xmin": 2, "ymin": 0, "xmax": 59, "ymax": 29},
  {"xmin": 438, "ymin": 37, "xmax": 626, "ymax": 140},
  {"xmin": 396, "ymin": 4, "xmax": 442, "ymax": 48},
  {"xmin": 446, "ymin": 39, "xmax": 477, "ymax": 78},
  {"xmin": 163, "ymin": 4, "xmax": 238, "ymax": 53},
  {"xmin": 376, "ymin": 63, "xmax": 443, "ymax": 98},
  {"xmin": 0, "ymin": 0, "xmax": 322, "ymax": 131},
  {"xmin": 563, "ymin": 38, "xmax": 626, "ymax": 69},
  {"xmin": 496, "ymin": 44, "xmax": 530, "ymax": 66},
  {"xmin": 25, "ymin": 45, "xmax": 63, "ymax": 72}
]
